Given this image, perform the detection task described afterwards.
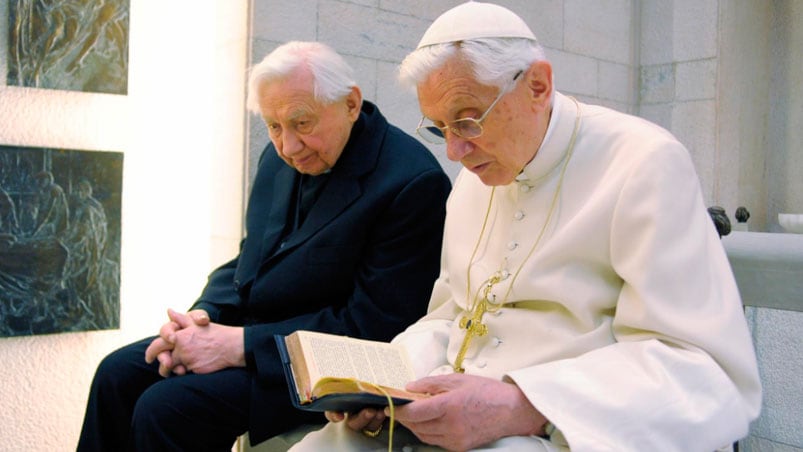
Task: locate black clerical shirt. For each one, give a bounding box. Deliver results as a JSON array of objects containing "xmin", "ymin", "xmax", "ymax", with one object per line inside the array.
[{"xmin": 294, "ymin": 172, "xmax": 329, "ymax": 229}]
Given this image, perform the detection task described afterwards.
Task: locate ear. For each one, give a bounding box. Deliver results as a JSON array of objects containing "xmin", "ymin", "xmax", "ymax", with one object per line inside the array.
[
  {"xmin": 345, "ymin": 86, "xmax": 363, "ymax": 121},
  {"xmin": 524, "ymin": 61, "xmax": 553, "ymax": 110}
]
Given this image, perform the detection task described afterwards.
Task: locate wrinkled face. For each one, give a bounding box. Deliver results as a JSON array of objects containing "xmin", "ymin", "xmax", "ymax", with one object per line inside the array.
[
  {"xmin": 257, "ymin": 69, "xmax": 360, "ymax": 175},
  {"xmin": 417, "ymin": 57, "xmax": 552, "ymax": 186}
]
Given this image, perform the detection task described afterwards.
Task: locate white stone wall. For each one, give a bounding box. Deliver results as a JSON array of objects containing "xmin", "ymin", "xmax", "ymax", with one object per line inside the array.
[
  {"xmin": 640, "ymin": 0, "xmax": 721, "ymax": 205},
  {"xmin": 743, "ymin": 308, "xmax": 803, "ymax": 452},
  {"xmin": 724, "ymin": 231, "xmax": 803, "ymax": 451},
  {"xmin": 767, "ymin": 0, "xmax": 803, "ymax": 232}
]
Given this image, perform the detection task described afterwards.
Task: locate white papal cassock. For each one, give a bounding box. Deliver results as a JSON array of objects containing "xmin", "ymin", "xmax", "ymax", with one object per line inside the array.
[{"xmin": 289, "ymin": 92, "xmax": 762, "ymax": 452}]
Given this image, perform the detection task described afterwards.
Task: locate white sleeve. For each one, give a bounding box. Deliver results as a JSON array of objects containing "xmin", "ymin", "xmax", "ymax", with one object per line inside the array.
[
  {"xmin": 509, "ymin": 142, "xmax": 761, "ymax": 451},
  {"xmin": 391, "ymin": 207, "xmax": 463, "ymax": 379},
  {"xmin": 392, "ymin": 318, "xmax": 451, "ymax": 379}
]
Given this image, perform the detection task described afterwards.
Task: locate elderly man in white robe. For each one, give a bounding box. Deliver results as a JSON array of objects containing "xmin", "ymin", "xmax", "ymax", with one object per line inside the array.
[{"xmin": 288, "ymin": 2, "xmax": 761, "ymax": 451}]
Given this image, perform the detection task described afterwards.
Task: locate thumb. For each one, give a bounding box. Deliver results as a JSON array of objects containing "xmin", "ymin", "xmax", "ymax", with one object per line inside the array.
[{"xmin": 189, "ymin": 309, "xmax": 210, "ymax": 326}]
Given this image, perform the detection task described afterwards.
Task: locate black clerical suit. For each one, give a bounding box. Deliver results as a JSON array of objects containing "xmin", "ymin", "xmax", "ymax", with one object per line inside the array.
[{"xmin": 77, "ymin": 101, "xmax": 452, "ymax": 451}]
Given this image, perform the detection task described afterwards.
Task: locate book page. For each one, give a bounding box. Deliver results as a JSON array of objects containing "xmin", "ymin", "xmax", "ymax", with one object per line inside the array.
[
  {"xmin": 284, "ymin": 332, "xmax": 312, "ymax": 402},
  {"xmin": 297, "ymin": 331, "xmax": 415, "ymax": 390}
]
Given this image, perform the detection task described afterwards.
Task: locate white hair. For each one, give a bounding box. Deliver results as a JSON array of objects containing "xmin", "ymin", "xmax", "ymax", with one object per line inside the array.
[
  {"xmin": 399, "ymin": 38, "xmax": 546, "ymax": 92},
  {"xmin": 246, "ymin": 41, "xmax": 357, "ymax": 113}
]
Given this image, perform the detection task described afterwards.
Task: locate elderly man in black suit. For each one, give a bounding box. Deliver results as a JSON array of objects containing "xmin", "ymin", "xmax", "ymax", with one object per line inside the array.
[{"xmin": 77, "ymin": 41, "xmax": 451, "ymax": 451}]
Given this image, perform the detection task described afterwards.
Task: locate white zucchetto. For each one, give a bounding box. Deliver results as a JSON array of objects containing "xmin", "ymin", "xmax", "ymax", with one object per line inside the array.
[{"xmin": 417, "ymin": 1, "xmax": 537, "ymax": 49}]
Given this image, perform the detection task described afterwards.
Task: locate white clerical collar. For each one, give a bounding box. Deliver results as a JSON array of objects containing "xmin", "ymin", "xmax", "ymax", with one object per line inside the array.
[{"xmin": 517, "ymin": 92, "xmax": 579, "ymax": 184}]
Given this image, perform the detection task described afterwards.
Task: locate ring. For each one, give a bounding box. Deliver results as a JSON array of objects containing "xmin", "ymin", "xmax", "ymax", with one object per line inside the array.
[{"xmin": 362, "ymin": 424, "xmax": 383, "ymax": 437}]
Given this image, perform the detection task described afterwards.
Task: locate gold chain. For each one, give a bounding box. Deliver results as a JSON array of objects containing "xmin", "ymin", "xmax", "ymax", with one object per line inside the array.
[{"xmin": 454, "ymin": 97, "xmax": 581, "ymax": 373}]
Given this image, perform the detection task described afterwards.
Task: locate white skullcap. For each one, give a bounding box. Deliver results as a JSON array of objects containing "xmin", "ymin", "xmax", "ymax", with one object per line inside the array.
[{"xmin": 417, "ymin": 1, "xmax": 537, "ymax": 49}]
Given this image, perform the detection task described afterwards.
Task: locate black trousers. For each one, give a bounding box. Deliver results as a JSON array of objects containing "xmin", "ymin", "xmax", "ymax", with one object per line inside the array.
[{"xmin": 76, "ymin": 336, "xmax": 319, "ymax": 451}]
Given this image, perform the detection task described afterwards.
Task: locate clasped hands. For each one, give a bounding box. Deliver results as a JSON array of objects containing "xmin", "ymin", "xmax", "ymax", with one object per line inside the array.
[
  {"xmin": 325, "ymin": 373, "xmax": 549, "ymax": 451},
  {"xmin": 144, "ymin": 308, "xmax": 246, "ymax": 377}
]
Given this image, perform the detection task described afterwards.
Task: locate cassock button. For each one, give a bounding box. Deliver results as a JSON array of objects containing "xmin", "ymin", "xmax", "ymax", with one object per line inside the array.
[
  {"xmin": 476, "ymin": 360, "xmax": 487, "ymax": 368},
  {"xmin": 491, "ymin": 337, "xmax": 502, "ymax": 347},
  {"xmin": 279, "ymin": 241, "xmax": 286, "ymax": 249},
  {"xmin": 507, "ymin": 241, "xmax": 518, "ymax": 250},
  {"xmin": 520, "ymin": 184, "xmax": 532, "ymax": 193},
  {"xmin": 514, "ymin": 210, "xmax": 525, "ymax": 220}
]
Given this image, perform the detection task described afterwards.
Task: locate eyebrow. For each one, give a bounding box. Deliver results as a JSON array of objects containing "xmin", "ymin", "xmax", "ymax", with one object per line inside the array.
[
  {"xmin": 287, "ymin": 108, "xmax": 315, "ymax": 121},
  {"xmin": 264, "ymin": 107, "xmax": 314, "ymax": 125}
]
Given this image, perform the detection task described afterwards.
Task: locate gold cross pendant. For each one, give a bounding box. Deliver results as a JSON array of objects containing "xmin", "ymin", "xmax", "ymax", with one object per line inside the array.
[
  {"xmin": 453, "ymin": 273, "xmax": 500, "ymax": 373},
  {"xmin": 454, "ymin": 301, "xmax": 488, "ymax": 373},
  {"xmin": 459, "ymin": 306, "xmax": 488, "ymax": 337}
]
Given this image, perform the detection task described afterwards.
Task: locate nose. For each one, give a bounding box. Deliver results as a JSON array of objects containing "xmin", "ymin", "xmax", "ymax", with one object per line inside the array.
[
  {"xmin": 281, "ymin": 129, "xmax": 304, "ymax": 156},
  {"xmin": 445, "ymin": 134, "xmax": 474, "ymax": 162}
]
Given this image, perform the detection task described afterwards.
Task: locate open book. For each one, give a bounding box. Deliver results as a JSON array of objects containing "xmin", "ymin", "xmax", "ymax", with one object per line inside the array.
[{"xmin": 275, "ymin": 330, "xmax": 427, "ymax": 412}]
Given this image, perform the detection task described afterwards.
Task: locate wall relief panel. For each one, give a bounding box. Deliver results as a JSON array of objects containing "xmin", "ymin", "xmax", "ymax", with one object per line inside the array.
[
  {"xmin": 0, "ymin": 145, "xmax": 123, "ymax": 337},
  {"xmin": 7, "ymin": 0, "xmax": 130, "ymax": 94}
]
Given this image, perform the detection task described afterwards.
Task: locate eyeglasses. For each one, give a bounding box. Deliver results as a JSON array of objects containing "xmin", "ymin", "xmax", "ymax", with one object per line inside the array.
[{"xmin": 416, "ymin": 71, "xmax": 523, "ymax": 144}]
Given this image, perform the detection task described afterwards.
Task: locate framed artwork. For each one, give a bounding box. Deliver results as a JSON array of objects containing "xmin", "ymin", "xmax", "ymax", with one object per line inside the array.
[
  {"xmin": 0, "ymin": 145, "xmax": 123, "ymax": 337},
  {"xmin": 7, "ymin": 0, "xmax": 130, "ymax": 94}
]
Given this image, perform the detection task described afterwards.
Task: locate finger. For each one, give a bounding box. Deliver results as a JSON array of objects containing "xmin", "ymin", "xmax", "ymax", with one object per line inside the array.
[
  {"xmin": 167, "ymin": 308, "xmax": 194, "ymax": 329},
  {"xmin": 345, "ymin": 408, "xmax": 378, "ymax": 430},
  {"xmin": 173, "ymin": 364, "xmax": 187, "ymax": 375},
  {"xmin": 145, "ymin": 337, "xmax": 170, "ymax": 363},
  {"xmin": 189, "ymin": 309, "xmax": 210, "ymax": 326},
  {"xmin": 156, "ymin": 350, "xmax": 174, "ymax": 370},
  {"xmin": 389, "ymin": 397, "xmax": 442, "ymax": 423},
  {"xmin": 324, "ymin": 411, "xmax": 346, "ymax": 423},
  {"xmin": 158, "ymin": 321, "xmax": 180, "ymax": 342},
  {"xmin": 145, "ymin": 341, "xmax": 157, "ymax": 363},
  {"xmin": 158, "ymin": 361, "xmax": 172, "ymax": 378},
  {"xmin": 362, "ymin": 409, "xmax": 386, "ymax": 434},
  {"xmin": 368, "ymin": 408, "xmax": 386, "ymax": 424}
]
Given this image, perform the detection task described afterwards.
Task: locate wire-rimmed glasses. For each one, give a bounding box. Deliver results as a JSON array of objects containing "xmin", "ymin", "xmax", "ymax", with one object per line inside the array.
[{"xmin": 416, "ymin": 71, "xmax": 523, "ymax": 144}]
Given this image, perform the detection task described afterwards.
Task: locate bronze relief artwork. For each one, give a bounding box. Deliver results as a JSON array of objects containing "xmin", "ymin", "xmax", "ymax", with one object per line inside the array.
[
  {"xmin": 1, "ymin": 145, "xmax": 122, "ymax": 337},
  {"xmin": 7, "ymin": 0, "xmax": 130, "ymax": 94}
]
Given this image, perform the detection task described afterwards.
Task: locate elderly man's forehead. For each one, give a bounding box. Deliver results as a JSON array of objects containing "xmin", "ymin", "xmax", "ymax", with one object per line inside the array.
[
  {"xmin": 259, "ymin": 73, "xmax": 321, "ymax": 117},
  {"xmin": 263, "ymin": 103, "xmax": 318, "ymax": 122},
  {"xmin": 418, "ymin": 64, "xmax": 495, "ymax": 115},
  {"xmin": 422, "ymin": 56, "xmax": 490, "ymax": 91}
]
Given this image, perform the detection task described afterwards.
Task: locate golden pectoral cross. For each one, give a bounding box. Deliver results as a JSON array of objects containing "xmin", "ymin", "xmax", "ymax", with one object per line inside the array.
[{"xmin": 454, "ymin": 273, "xmax": 501, "ymax": 373}]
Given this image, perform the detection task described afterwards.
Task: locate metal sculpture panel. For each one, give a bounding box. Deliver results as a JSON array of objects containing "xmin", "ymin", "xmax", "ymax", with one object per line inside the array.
[
  {"xmin": 1, "ymin": 145, "xmax": 122, "ymax": 337},
  {"xmin": 7, "ymin": 0, "xmax": 130, "ymax": 94}
]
